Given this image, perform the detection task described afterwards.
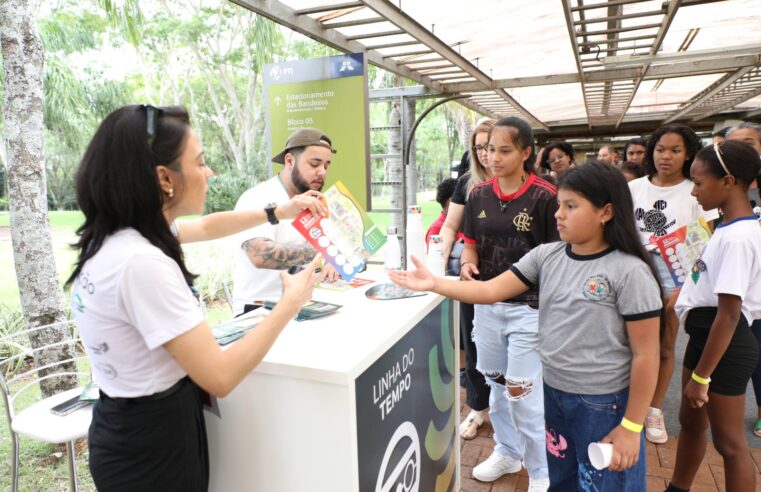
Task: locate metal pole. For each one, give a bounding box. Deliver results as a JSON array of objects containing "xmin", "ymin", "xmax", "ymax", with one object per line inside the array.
[{"xmin": 401, "ymin": 94, "xmax": 467, "ymax": 269}]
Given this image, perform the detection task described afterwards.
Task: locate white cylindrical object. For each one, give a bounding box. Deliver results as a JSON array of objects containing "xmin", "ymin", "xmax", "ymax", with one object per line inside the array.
[
  {"xmin": 406, "ymin": 205, "xmax": 426, "ymax": 269},
  {"xmin": 426, "ymin": 234, "xmax": 445, "ymax": 277},
  {"xmin": 588, "ymin": 442, "xmax": 613, "ymax": 470},
  {"xmin": 384, "ymin": 227, "xmax": 401, "ymax": 271}
]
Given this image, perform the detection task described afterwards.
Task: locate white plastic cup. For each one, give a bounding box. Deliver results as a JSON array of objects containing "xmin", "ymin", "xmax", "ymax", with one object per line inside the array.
[
  {"xmin": 405, "ymin": 206, "xmax": 426, "ymax": 269},
  {"xmin": 588, "ymin": 442, "xmax": 613, "ymax": 470},
  {"xmin": 426, "ymin": 235, "xmax": 445, "ymax": 277}
]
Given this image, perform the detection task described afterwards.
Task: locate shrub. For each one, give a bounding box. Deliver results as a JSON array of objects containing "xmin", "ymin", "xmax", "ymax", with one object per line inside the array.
[
  {"xmin": 183, "ymin": 239, "xmax": 234, "ymax": 307},
  {"xmin": 205, "ymin": 170, "xmax": 258, "ymax": 213},
  {"xmin": 0, "ymin": 304, "xmax": 25, "ymax": 374}
]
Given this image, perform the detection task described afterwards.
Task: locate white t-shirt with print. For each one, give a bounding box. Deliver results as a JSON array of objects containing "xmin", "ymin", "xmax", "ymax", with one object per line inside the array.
[
  {"xmin": 675, "ymin": 217, "xmax": 761, "ymax": 325},
  {"xmin": 629, "ymin": 177, "xmax": 719, "ymax": 249},
  {"xmin": 231, "ymin": 175, "xmax": 307, "ymax": 314},
  {"xmin": 71, "ymin": 229, "xmax": 204, "ymax": 398}
]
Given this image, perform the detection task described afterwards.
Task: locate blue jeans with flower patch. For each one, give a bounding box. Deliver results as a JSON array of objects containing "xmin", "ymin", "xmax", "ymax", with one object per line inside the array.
[{"xmin": 544, "ymin": 383, "xmax": 646, "ymax": 492}]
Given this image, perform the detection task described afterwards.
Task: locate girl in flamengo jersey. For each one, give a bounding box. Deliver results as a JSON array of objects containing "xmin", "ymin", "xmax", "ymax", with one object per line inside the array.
[
  {"xmin": 628, "ymin": 124, "xmax": 719, "ymax": 445},
  {"xmin": 390, "ymin": 161, "xmax": 662, "ymax": 492},
  {"xmin": 440, "ymin": 118, "xmax": 496, "ymax": 440},
  {"xmin": 458, "ymin": 117, "xmax": 558, "ymax": 491},
  {"xmin": 667, "ymin": 141, "xmax": 761, "ymax": 492}
]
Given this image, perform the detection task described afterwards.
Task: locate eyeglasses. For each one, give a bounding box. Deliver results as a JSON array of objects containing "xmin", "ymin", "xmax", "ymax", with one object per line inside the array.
[
  {"xmin": 713, "ymin": 142, "xmax": 732, "ymax": 177},
  {"xmin": 474, "ymin": 145, "xmax": 489, "ymax": 153},
  {"xmin": 547, "ymin": 155, "xmax": 567, "ymax": 164},
  {"xmin": 140, "ymin": 104, "xmax": 163, "ymax": 147}
]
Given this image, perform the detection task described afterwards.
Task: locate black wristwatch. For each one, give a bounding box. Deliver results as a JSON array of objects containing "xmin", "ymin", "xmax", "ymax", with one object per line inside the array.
[{"xmin": 265, "ymin": 203, "xmax": 279, "ymax": 225}]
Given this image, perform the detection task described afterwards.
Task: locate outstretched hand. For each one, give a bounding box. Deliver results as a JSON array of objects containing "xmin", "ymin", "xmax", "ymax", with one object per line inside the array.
[
  {"xmin": 278, "ymin": 191, "xmax": 327, "ymax": 220},
  {"xmin": 387, "ymin": 256, "xmax": 436, "ymax": 292}
]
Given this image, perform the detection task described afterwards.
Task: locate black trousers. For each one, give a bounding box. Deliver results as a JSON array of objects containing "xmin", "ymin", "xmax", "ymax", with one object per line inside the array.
[
  {"xmin": 461, "ymin": 302, "xmax": 490, "ymax": 411},
  {"xmin": 89, "ymin": 377, "xmax": 209, "ymax": 492}
]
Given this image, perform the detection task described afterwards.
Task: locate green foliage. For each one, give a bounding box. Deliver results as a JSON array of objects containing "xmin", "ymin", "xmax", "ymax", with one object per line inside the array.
[
  {"xmin": 0, "ymin": 304, "xmax": 24, "ymax": 365},
  {"xmin": 183, "ymin": 240, "xmax": 234, "ymax": 305},
  {"xmin": 38, "ymin": 11, "xmax": 102, "ymax": 54},
  {"xmin": 204, "ymin": 169, "xmax": 258, "ymax": 214},
  {"xmin": 96, "ymin": 0, "xmax": 143, "ymax": 46}
]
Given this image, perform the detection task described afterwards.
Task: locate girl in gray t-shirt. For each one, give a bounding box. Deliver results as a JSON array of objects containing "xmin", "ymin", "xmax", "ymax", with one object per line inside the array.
[{"xmin": 391, "ymin": 162, "xmax": 662, "ymax": 491}]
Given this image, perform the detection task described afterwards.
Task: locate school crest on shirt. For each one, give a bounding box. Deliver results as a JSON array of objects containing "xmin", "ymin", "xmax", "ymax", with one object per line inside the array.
[
  {"xmin": 582, "ymin": 274, "xmax": 611, "ymax": 301},
  {"xmin": 691, "ymin": 257, "xmax": 707, "ymax": 284}
]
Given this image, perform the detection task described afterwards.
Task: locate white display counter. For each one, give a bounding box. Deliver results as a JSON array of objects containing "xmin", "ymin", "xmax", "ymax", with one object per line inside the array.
[{"xmin": 205, "ymin": 273, "xmax": 459, "ymax": 492}]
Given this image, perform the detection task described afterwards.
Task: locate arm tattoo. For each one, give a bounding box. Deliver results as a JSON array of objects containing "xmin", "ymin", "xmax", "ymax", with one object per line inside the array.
[{"xmin": 242, "ymin": 238, "xmax": 316, "ymax": 270}]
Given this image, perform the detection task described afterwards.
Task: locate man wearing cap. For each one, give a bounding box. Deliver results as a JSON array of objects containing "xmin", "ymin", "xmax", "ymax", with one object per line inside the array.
[{"xmin": 231, "ymin": 128, "xmax": 339, "ymax": 315}]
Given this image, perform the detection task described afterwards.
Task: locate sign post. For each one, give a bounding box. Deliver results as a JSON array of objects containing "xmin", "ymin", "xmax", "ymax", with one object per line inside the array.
[{"xmin": 265, "ymin": 53, "xmax": 371, "ymax": 210}]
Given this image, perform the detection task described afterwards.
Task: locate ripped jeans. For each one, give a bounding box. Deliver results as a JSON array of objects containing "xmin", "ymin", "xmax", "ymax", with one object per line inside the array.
[
  {"xmin": 544, "ymin": 384, "xmax": 646, "ymax": 491},
  {"xmin": 473, "ymin": 302, "xmax": 548, "ymax": 479}
]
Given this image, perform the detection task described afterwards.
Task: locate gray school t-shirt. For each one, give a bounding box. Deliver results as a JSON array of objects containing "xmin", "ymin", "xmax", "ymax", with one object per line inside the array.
[{"xmin": 511, "ymin": 242, "xmax": 662, "ymax": 394}]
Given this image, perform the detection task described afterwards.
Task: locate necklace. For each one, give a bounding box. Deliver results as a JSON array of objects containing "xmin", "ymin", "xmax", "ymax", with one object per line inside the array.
[{"xmin": 498, "ymin": 174, "xmax": 526, "ymax": 213}]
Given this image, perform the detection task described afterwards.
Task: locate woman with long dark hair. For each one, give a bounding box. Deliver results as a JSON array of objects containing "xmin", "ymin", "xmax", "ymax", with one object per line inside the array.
[
  {"xmin": 66, "ymin": 105, "xmax": 321, "ymax": 490},
  {"xmin": 392, "ymin": 161, "xmax": 662, "ymax": 491}
]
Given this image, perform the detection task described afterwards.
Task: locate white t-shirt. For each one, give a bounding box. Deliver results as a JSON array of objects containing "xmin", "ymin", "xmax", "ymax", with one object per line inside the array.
[
  {"xmin": 675, "ymin": 217, "xmax": 761, "ymax": 326},
  {"xmin": 231, "ymin": 175, "xmax": 307, "ymax": 314},
  {"xmin": 629, "ymin": 177, "xmax": 719, "ymax": 249},
  {"xmin": 71, "ymin": 229, "xmax": 204, "ymax": 398}
]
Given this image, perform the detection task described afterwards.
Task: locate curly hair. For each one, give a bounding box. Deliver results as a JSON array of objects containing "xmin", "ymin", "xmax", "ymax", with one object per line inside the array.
[{"xmin": 644, "ymin": 124, "xmax": 702, "ymax": 179}]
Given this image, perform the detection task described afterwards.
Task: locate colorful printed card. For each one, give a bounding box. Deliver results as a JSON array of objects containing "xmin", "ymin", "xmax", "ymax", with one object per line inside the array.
[
  {"xmin": 315, "ymin": 276, "xmax": 375, "ymax": 292},
  {"xmin": 292, "ymin": 181, "xmax": 386, "ymax": 281},
  {"xmin": 211, "ymin": 310, "xmax": 267, "ymax": 346},
  {"xmin": 653, "ymin": 217, "xmax": 712, "ymax": 286}
]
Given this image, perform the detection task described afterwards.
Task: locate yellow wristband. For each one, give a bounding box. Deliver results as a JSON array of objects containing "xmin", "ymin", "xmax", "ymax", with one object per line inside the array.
[
  {"xmin": 620, "ymin": 417, "xmax": 643, "ymax": 433},
  {"xmin": 691, "ymin": 371, "xmax": 711, "ymax": 385}
]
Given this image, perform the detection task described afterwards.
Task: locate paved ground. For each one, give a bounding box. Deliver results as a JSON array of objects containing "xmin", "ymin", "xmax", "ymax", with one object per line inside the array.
[
  {"xmin": 458, "ymin": 385, "xmax": 761, "ymax": 491},
  {"xmin": 458, "ymin": 328, "xmax": 761, "ymax": 491}
]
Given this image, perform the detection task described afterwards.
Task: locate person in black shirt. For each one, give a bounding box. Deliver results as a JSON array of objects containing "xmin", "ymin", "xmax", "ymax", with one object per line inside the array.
[
  {"xmin": 461, "ymin": 117, "xmax": 558, "ymax": 489},
  {"xmin": 440, "ymin": 119, "xmax": 495, "ymax": 440}
]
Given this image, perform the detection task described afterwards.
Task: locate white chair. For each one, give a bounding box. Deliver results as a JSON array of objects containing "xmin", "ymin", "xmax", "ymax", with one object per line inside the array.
[
  {"xmin": 222, "ymin": 280, "xmax": 235, "ymax": 313},
  {"xmin": 0, "ymin": 320, "xmax": 92, "ymax": 492}
]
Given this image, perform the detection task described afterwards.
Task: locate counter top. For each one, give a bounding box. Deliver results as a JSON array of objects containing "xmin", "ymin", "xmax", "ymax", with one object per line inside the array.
[{"xmin": 249, "ymin": 268, "xmax": 443, "ymax": 385}]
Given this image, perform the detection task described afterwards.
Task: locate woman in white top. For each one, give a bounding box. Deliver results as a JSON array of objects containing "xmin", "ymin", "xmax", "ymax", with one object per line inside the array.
[
  {"xmin": 628, "ymin": 124, "xmax": 717, "ymax": 445},
  {"xmin": 668, "ymin": 140, "xmax": 761, "ymax": 492},
  {"xmin": 65, "ymin": 105, "xmax": 324, "ymax": 491}
]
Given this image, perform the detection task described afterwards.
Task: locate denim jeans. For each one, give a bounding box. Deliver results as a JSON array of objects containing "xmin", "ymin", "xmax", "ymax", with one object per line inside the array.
[
  {"xmin": 544, "ymin": 383, "xmax": 646, "ymax": 492},
  {"xmin": 473, "ymin": 302, "xmax": 548, "ymax": 479},
  {"xmin": 461, "ymin": 302, "xmax": 489, "ymax": 411}
]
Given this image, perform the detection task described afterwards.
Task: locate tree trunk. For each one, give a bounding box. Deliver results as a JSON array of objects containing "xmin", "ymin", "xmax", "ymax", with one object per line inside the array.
[
  {"xmin": 386, "ymin": 99, "xmax": 403, "ymax": 233},
  {"xmin": 0, "ymin": 0, "xmax": 77, "ymax": 398},
  {"xmin": 404, "ymin": 97, "xmax": 417, "ymax": 206}
]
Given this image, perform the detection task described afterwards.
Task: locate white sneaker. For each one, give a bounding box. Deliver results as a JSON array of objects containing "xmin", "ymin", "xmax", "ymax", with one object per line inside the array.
[
  {"xmin": 472, "ymin": 451, "xmax": 522, "ymax": 482},
  {"xmin": 528, "ymin": 476, "xmax": 550, "ymax": 492},
  {"xmin": 645, "ymin": 406, "xmax": 668, "ymax": 444}
]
